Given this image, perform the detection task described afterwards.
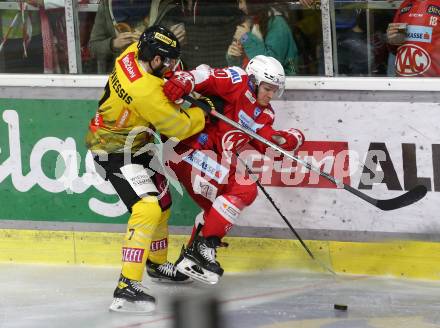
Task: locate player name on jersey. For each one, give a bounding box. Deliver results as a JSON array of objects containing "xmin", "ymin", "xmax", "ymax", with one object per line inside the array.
[{"xmin": 110, "ymin": 69, "xmax": 133, "ymax": 105}]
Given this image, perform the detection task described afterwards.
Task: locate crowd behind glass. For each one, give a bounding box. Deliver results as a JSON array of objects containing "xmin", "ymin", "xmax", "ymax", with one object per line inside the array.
[{"xmin": 0, "ymin": 0, "xmax": 435, "ymax": 77}]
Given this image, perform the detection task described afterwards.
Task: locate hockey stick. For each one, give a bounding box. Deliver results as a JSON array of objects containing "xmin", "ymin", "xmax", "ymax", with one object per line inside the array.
[
  {"xmin": 183, "ymin": 95, "xmax": 427, "ymax": 211},
  {"xmin": 236, "ymin": 155, "xmax": 336, "ymax": 275}
]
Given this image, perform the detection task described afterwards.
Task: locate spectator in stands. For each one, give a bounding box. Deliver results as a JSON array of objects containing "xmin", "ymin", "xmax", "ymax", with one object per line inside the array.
[
  {"xmin": 298, "ymin": 0, "xmax": 372, "ymax": 76},
  {"xmin": 180, "ymin": 0, "xmax": 243, "ymax": 69},
  {"xmin": 387, "ymin": 0, "xmax": 440, "ymax": 77},
  {"xmin": 336, "ymin": 9, "xmax": 371, "ymax": 76},
  {"xmin": 79, "ymin": 8, "xmax": 98, "ymax": 74},
  {"xmin": 89, "ymin": 0, "xmax": 185, "ymax": 74},
  {"xmin": 284, "ymin": 3, "xmax": 322, "ymax": 75},
  {"xmin": 0, "ymin": 0, "xmax": 64, "ymax": 73},
  {"xmin": 298, "ymin": 0, "xmax": 397, "ymax": 76},
  {"xmin": 226, "ymin": 0, "xmax": 298, "ymax": 76}
]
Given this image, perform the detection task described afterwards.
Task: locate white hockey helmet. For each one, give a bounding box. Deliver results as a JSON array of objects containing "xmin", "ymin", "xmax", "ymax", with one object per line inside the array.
[{"xmin": 245, "ymin": 55, "xmax": 285, "ymax": 97}]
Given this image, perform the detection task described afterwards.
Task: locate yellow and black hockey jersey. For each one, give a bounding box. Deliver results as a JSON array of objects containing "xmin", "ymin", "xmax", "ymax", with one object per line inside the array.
[{"xmin": 85, "ymin": 43, "xmax": 205, "ymax": 154}]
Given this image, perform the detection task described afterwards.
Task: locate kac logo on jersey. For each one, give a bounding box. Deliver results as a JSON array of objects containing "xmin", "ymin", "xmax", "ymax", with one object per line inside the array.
[
  {"xmin": 221, "ymin": 130, "xmax": 249, "ymax": 154},
  {"xmin": 227, "ymin": 68, "xmax": 242, "ymax": 84},
  {"xmin": 406, "ymin": 25, "xmax": 432, "ymax": 43},
  {"xmin": 396, "ymin": 44, "xmax": 431, "ymax": 76}
]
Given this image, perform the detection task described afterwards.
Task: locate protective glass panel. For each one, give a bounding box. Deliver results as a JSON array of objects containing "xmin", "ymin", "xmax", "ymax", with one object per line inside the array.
[
  {"xmin": 80, "ymin": 0, "xmax": 326, "ymax": 76},
  {"xmin": 3, "ymin": 0, "xmax": 437, "ymax": 77},
  {"xmin": 332, "ymin": 0, "xmax": 439, "ymax": 77},
  {"xmin": 0, "ymin": 0, "xmax": 68, "ymax": 73}
]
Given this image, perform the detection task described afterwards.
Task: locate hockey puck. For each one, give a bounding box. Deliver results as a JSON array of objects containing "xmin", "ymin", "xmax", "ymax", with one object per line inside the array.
[{"xmin": 334, "ymin": 304, "xmax": 348, "ymax": 311}]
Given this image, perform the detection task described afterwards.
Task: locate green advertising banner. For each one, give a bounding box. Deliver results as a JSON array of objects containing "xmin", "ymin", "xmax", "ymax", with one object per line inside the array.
[{"xmin": 0, "ymin": 99, "xmax": 198, "ymax": 225}]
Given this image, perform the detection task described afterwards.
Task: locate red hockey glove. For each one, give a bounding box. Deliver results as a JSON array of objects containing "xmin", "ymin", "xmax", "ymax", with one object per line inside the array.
[
  {"xmin": 163, "ymin": 71, "xmax": 195, "ymax": 102},
  {"xmin": 271, "ymin": 128, "xmax": 305, "ymax": 151}
]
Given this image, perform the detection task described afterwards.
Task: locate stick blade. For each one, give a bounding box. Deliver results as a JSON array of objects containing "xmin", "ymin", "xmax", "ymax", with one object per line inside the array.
[{"xmin": 375, "ymin": 185, "xmax": 427, "ymax": 211}]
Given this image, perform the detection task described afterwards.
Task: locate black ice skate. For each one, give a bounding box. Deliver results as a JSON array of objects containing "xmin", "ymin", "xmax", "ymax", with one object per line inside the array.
[
  {"xmin": 176, "ymin": 236, "xmax": 224, "ymax": 285},
  {"xmin": 146, "ymin": 259, "xmax": 192, "ymax": 283},
  {"xmin": 109, "ymin": 275, "xmax": 156, "ymax": 314}
]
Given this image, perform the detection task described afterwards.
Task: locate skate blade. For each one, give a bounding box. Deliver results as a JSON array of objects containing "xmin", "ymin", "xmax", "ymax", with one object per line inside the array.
[
  {"xmin": 149, "ymin": 276, "xmax": 193, "ymax": 284},
  {"xmin": 176, "ymin": 257, "xmax": 219, "ymax": 285},
  {"xmin": 109, "ymin": 298, "xmax": 155, "ymax": 314}
]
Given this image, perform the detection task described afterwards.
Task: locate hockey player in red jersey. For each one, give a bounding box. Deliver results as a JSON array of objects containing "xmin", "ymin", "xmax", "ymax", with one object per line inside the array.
[
  {"xmin": 162, "ymin": 55, "xmax": 305, "ymax": 284},
  {"xmin": 387, "ymin": 0, "xmax": 440, "ymax": 77}
]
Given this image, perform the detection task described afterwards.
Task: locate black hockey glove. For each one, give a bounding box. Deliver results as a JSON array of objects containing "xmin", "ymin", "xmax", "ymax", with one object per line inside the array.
[{"xmin": 197, "ymin": 95, "xmax": 224, "ymax": 123}]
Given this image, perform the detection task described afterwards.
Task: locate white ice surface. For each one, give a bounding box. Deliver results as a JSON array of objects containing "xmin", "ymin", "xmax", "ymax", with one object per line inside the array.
[{"xmin": 1, "ymin": 264, "xmax": 440, "ymax": 328}]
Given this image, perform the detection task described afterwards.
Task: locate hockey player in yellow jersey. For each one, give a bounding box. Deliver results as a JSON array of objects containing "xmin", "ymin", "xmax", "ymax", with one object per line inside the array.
[{"xmin": 85, "ymin": 25, "xmax": 206, "ymax": 314}]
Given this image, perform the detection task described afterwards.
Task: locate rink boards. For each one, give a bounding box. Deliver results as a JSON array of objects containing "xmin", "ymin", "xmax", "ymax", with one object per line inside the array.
[
  {"xmin": 1, "ymin": 77, "xmax": 440, "ymax": 280},
  {"xmin": 1, "ymin": 229, "xmax": 440, "ymax": 280}
]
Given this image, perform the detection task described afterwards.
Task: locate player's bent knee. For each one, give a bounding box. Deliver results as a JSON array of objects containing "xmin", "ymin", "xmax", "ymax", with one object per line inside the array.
[
  {"xmin": 236, "ymin": 182, "xmax": 258, "ymax": 206},
  {"xmin": 130, "ymin": 197, "xmax": 162, "ymax": 222},
  {"xmin": 226, "ymin": 182, "xmax": 258, "ymax": 207}
]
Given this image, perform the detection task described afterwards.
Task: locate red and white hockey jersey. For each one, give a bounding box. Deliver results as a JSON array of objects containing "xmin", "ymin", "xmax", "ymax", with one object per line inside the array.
[
  {"xmin": 392, "ymin": 0, "xmax": 440, "ymax": 77},
  {"xmin": 185, "ymin": 65, "xmax": 279, "ymax": 154}
]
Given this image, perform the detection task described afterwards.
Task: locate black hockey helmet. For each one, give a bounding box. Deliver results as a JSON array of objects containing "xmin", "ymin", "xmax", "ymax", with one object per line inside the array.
[{"xmin": 137, "ymin": 25, "xmax": 181, "ymax": 62}]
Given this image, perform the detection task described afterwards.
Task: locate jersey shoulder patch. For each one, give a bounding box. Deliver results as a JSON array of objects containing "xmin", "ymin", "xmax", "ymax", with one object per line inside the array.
[
  {"xmin": 399, "ymin": 3, "xmax": 412, "ymax": 14},
  {"xmin": 225, "ymin": 66, "xmax": 246, "ymax": 84},
  {"xmin": 118, "ymin": 52, "xmax": 142, "ymax": 82},
  {"xmin": 427, "ymin": 4, "xmax": 440, "ymax": 17}
]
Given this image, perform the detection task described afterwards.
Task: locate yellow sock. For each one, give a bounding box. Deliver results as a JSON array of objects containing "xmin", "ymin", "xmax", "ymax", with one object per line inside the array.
[
  {"xmin": 121, "ymin": 196, "xmax": 162, "ymax": 281},
  {"xmin": 148, "ymin": 209, "xmax": 170, "ymax": 265}
]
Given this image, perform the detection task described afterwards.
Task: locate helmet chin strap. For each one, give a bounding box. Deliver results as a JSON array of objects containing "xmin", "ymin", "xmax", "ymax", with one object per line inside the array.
[
  {"xmin": 248, "ymin": 76, "xmax": 259, "ymax": 96},
  {"xmin": 148, "ymin": 60, "xmax": 166, "ymax": 77}
]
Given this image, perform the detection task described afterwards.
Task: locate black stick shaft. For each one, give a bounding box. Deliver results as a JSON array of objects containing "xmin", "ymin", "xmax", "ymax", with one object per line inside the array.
[
  {"xmin": 255, "ymin": 179, "xmax": 315, "ymax": 259},
  {"xmin": 240, "ymin": 157, "xmax": 336, "ymax": 275}
]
